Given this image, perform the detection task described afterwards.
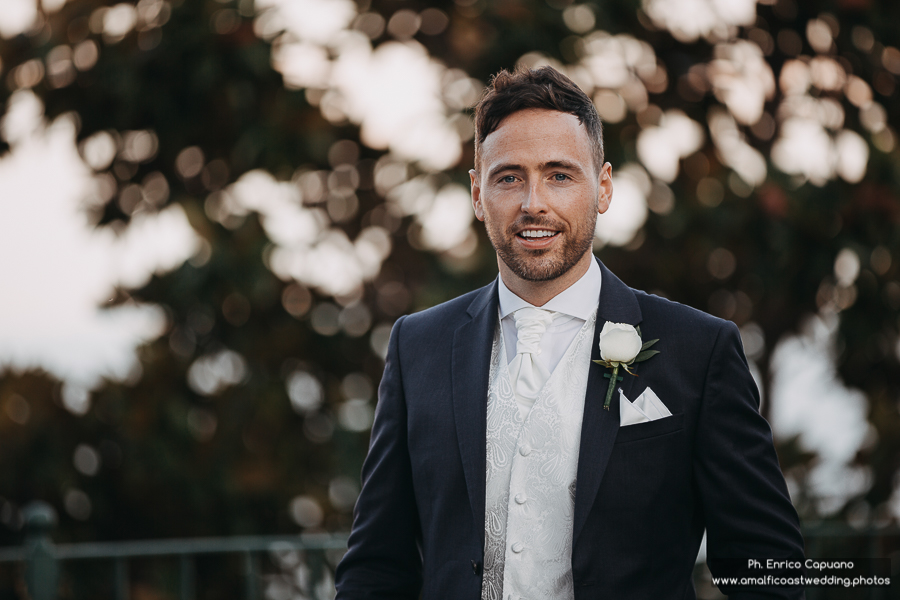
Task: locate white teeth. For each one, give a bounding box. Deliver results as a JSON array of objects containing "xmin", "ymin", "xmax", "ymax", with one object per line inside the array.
[{"xmin": 520, "ymin": 230, "xmax": 556, "ymax": 238}]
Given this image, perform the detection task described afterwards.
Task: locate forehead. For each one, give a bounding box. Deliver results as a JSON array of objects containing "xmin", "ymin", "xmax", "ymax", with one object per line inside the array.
[{"xmin": 479, "ymin": 109, "xmax": 593, "ymax": 170}]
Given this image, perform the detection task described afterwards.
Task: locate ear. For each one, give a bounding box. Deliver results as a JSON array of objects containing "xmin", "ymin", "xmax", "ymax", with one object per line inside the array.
[
  {"xmin": 597, "ymin": 162, "xmax": 613, "ymax": 215},
  {"xmin": 470, "ymin": 169, "xmax": 485, "ymax": 221}
]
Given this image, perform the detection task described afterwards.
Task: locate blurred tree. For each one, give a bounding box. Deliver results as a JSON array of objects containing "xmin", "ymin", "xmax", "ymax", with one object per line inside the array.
[{"xmin": 0, "ymin": 1, "xmax": 899, "ymax": 597}]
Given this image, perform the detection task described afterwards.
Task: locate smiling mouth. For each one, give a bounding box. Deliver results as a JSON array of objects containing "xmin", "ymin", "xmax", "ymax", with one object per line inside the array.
[{"xmin": 516, "ymin": 229, "xmax": 559, "ymax": 240}]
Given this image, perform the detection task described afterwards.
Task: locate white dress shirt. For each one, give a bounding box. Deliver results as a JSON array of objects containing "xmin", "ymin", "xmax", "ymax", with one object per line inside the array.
[{"xmin": 497, "ymin": 257, "xmax": 602, "ymax": 374}]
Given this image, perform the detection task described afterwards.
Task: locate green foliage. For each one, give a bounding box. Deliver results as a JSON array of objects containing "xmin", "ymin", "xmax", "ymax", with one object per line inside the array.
[{"xmin": 0, "ymin": 0, "xmax": 898, "ymax": 574}]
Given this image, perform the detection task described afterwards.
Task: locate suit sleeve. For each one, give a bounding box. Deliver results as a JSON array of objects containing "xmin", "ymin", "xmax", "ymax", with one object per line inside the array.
[
  {"xmin": 694, "ymin": 320, "xmax": 806, "ymax": 599},
  {"xmin": 335, "ymin": 316, "xmax": 423, "ymax": 600}
]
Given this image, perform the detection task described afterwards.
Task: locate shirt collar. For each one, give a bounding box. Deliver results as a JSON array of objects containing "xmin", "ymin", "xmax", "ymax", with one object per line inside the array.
[{"xmin": 497, "ymin": 257, "xmax": 602, "ymax": 321}]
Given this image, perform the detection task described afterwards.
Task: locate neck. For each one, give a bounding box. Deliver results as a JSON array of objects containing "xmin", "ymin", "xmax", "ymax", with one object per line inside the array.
[{"xmin": 498, "ymin": 251, "xmax": 594, "ymax": 307}]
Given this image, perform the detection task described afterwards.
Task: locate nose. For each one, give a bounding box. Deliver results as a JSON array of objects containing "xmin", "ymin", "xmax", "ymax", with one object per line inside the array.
[{"xmin": 521, "ymin": 180, "xmax": 549, "ymax": 215}]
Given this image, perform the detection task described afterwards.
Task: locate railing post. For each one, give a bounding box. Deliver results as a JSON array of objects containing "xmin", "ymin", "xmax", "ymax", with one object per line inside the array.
[
  {"xmin": 307, "ymin": 549, "xmax": 326, "ymax": 598},
  {"xmin": 242, "ymin": 551, "xmax": 259, "ymax": 600},
  {"xmin": 23, "ymin": 501, "xmax": 59, "ymax": 600},
  {"xmin": 180, "ymin": 555, "xmax": 195, "ymax": 600},
  {"xmin": 114, "ymin": 557, "xmax": 129, "ymax": 600}
]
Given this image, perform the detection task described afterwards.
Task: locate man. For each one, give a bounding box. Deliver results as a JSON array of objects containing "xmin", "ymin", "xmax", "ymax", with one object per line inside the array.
[{"xmin": 335, "ymin": 66, "xmax": 805, "ymax": 599}]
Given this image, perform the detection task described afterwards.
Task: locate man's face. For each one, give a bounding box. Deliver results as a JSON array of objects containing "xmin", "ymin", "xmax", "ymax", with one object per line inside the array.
[{"xmin": 470, "ymin": 108, "xmax": 612, "ymax": 283}]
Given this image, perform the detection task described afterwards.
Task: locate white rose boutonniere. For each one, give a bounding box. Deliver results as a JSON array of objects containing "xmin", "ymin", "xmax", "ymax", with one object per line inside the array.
[{"xmin": 593, "ymin": 323, "xmax": 660, "ymax": 410}]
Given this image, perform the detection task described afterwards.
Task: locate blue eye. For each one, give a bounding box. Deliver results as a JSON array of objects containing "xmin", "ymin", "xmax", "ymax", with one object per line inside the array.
[
  {"xmin": 553, "ymin": 173, "xmax": 570, "ymax": 181},
  {"xmin": 501, "ymin": 175, "xmax": 517, "ymax": 183}
]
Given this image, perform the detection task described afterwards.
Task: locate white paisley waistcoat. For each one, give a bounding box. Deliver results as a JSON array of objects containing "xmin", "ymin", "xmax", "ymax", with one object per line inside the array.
[{"xmin": 481, "ymin": 310, "xmax": 596, "ymax": 600}]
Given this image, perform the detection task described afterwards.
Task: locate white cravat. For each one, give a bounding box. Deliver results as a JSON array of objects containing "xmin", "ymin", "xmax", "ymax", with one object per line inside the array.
[
  {"xmin": 508, "ymin": 308, "xmax": 554, "ymax": 412},
  {"xmin": 498, "ymin": 258, "xmax": 603, "ymax": 375}
]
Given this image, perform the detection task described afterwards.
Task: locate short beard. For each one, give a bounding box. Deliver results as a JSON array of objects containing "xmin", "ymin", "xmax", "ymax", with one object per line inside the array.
[{"xmin": 486, "ymin": 213, "xmax": 597, "ymax": 282}]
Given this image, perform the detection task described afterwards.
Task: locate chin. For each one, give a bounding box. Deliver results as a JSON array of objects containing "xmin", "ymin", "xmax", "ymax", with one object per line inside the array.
[
  {"xmin": 518, "ymin": 268, "xmax": 568, "ymax": 282},
  {"xmin": 507, "ymin": 255, "xmax": 571, "ymax": 282}
]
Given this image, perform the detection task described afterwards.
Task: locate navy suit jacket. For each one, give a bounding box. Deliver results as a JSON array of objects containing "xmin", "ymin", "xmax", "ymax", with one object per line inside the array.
[{"xmin": 335, "ymin": 259, "xmax": 805, "ymax": 599}]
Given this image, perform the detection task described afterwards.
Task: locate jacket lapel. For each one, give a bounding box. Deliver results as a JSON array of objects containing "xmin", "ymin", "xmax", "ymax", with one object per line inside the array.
[
  {"xmin": 573, "ymin": 259, "xmax": 642, "ymax": 546},
  {"xmin": 452, "ymin": 280, "xmax": 499, "ymax": 547}
]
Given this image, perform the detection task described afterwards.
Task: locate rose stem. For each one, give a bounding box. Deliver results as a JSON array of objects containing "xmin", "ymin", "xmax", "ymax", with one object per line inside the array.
[{"xmin": 603, "ymin": 364, "xmax": 619, "ymax": 410}]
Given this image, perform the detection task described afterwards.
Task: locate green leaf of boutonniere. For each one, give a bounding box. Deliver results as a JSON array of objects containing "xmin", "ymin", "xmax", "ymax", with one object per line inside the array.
[
  {"xmin": 639, "ymin": 339, "xmax": 659, "ymax": 352},
  {"xmin": 634, "ymin": 349, "xmax": 660, "ymax": 362}
]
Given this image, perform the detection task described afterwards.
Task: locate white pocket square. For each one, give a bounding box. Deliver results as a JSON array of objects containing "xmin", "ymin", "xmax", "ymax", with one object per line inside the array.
[{"xmin": 619, "ymin": 387, "xmax": 672, "ymax": 426}]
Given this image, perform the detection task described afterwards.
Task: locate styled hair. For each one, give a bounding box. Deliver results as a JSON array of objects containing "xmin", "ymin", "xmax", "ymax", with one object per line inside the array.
[{"xmin": 473, "ymin": 65, "xmax": 604, "ymax": 171}]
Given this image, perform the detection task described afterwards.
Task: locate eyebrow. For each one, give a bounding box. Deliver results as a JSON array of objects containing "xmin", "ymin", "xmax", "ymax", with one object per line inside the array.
[
  {"xmin": 486, "ymin": 160, "xmax": 586, "ymax": 180},
  {"xmin": 486, "ymin": 163, "xmax": 523, "ymax": 180},
  {"xmin": 541, "ymin": 160, "xmax": 585, "ymax": 174}
]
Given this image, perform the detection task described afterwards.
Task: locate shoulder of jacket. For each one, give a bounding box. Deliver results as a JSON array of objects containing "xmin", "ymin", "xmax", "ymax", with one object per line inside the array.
[
  {"xmin": 632, "ymin": 288, "xmax": 735, "ymax": 338},
  {"xmin": 397, "ymin": 283, "xmax": 492, "ymax": 338}
]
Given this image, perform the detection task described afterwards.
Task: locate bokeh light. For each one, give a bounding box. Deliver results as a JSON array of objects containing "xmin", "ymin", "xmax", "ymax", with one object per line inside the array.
[
  {"xmin": 0, "ymin": 0, "xmax": 896, "ymax": 578},
  {"xmin": 0, "ymin": 91, "xmax": 199, "ymax": 397}
]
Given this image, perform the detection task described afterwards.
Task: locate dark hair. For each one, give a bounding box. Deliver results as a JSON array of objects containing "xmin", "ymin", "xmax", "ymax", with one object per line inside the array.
[{"xmin": 473, "ymin": 65, "xmax": 604, "ymax": 171}]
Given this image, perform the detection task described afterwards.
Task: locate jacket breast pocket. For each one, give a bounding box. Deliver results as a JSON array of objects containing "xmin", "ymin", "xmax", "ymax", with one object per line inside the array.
[{"xmin": 614, "ymin": 413, "xmax": 684, "ymax": 444}]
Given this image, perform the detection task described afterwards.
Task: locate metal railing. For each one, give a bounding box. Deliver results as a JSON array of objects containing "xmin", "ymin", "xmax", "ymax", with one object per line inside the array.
[
  {"xmin": 0, "ymin": 502, "xmax": 348, "ymax": 600},
  {"xmin": 2, "ymin": 502, "xmax": 897, "ymax": 599}
]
